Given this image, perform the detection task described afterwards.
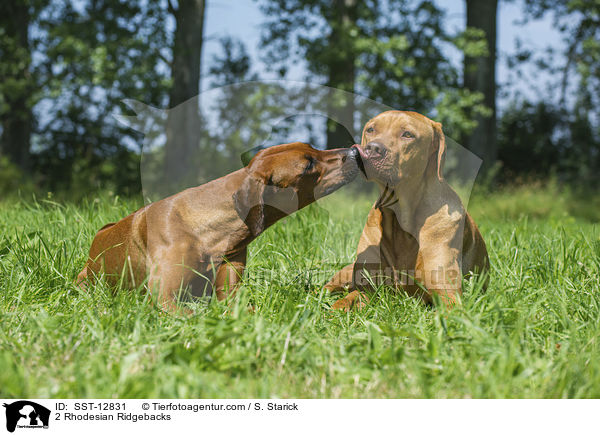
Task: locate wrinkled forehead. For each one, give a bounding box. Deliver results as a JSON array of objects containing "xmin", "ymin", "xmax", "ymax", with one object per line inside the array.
[
  {"xmin": 249, "ymin": 142, "xmax": 316, "ymax": 176},
  {"xmin": 366, "ymin": 111, "xmax": 431, "ymax": 134}
]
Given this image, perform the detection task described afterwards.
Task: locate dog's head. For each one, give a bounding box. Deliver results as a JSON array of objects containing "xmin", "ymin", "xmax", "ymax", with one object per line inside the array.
[
  {"xmin": 234, "ymin": 142, "xmax": 359, "ymax": 235},
  {"xmin": 353, "ymin": 110, "xmax": 446, "ymax": 186}
]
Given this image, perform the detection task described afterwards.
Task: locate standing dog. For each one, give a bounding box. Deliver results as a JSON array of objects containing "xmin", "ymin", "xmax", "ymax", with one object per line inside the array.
[
  {"xmin": 325, "ymin": 111, "xmax": 489, "ymax": 310},
  {"xmin": 77, "ymin": 142, "xmax": 359, "ymax": 312}
]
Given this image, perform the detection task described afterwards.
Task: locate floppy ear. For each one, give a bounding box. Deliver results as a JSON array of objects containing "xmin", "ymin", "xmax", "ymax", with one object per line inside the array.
[
  {"xmin": 233, "ymin": 174, "xmax": 266, "ymax": 237},
  {"xmin": 431, "ymin": 121, "xmax": 446, "ymax": 181}
]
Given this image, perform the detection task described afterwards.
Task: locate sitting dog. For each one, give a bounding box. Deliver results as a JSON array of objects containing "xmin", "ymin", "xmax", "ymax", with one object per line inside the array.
[
  {"xmin": 325, "ymin": 111, "xmax": 489, "ymax": 310},
  {"xmin": 77, "ymin": 142, "xmax": 359, "ymax": 312}
]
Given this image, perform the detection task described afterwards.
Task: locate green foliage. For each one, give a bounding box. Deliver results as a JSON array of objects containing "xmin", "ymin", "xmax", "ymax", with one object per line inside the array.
[
  {"xmin": 256, "ymin": 0, "xmax": 489, "ymax": 139},
  {"xmin": 0, "ymin": 156, "xmax": 33, "ymax": 197},
  {"xmin": 452, "ymin": 27, "xmax": 490, "ymax": 58},
  {"xmin": 29, "ymin": 0, "xmax": 169, "ymax": 193},
  {"xmin": 209, "ymin": 37, "xmax": 255, "ymax": 87},
  {"xmin": 497, "ymin": 100, "xmax": 564, "ymax": 179},
  {"xmin": 1, "ymin": 0, "xmax": 597, "ymax": 194},
  {"xmin": 511, "ymin": 0, "xmax": 600, "ymax": 183},
  {"xmin": 435, "ymin": 88, "xmax": 492, "ymax": 139},
  {"xmin": 497, "ymin": 99, "xmax": 600, "ymax": 184},
  {"xmin": 1, "ymin": 186, "xmax": 599, "ymax": 398},
  {"xmin": 0, "ymin": 17, "xmax": 37, "ymax": 117}
]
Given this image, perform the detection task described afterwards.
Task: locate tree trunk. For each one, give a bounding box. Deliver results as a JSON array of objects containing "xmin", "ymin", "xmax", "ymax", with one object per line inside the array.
[
  {"xmin": 0, "ymin": 1, "xmax": 32, "ymax": 171},
  {"xmin": 325, "ymin": 0, "xmax": 357, "ymax": 150},
  {"xmin": 164, "ymin": 0, "xmax": 205, "ymax": 193},
  {"xmin": 464, "ymin": 0, "xmax": 498, "ymax": 172}
]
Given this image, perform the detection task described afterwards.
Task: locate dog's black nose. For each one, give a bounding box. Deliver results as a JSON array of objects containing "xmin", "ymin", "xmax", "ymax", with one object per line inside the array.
[
  {"xmin": 341, "ymin": 146, "xmax": 358, "ymax": 162},
  {"xmin": 365, "ymin": 141, "xmax": 386, "ymax": 157}
]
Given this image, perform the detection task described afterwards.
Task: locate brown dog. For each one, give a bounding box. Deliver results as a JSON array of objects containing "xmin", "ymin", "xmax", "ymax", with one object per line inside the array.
[
  {"xmin": 325, "ymin": 111, "xmax": 489, "ymax": 310},
  {"xmin": 77, "ymin": 142, "xmax": 359, "ymax": 312}
]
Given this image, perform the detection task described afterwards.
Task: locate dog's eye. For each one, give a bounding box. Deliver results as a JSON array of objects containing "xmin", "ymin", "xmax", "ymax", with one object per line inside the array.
[
  {"xmin": 402, "ymin": 131, "xmax": 415, "ymax": 138},
  {"xmin": 366, "ymin": 127, "xmax": 375, "ymax": 134}
]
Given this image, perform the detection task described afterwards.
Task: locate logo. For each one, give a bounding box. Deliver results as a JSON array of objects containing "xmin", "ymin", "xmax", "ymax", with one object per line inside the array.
[{"xmin": 2, "ymin": 401, "xmax": 50, "ymax": 433}]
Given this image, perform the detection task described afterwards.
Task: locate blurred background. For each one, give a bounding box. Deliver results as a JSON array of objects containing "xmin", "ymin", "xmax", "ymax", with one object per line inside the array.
[{"xmin": 0, "ymin": 0, "xmax": 598, "ymax": 198}]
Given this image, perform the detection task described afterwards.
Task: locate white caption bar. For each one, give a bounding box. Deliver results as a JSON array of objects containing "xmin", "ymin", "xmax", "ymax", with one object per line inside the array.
[{"xmin": 0, "ymin": 399, "xmax": 597, "ymax": 435}]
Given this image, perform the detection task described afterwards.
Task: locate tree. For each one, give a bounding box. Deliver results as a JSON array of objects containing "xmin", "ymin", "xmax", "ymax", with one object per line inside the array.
[
  {"xmin": 502, "ymin": 0, "xmax": 600, "ymax": 184},
  {"xmin": 163, "ymin": 0, "xmax": 206, "ymax": 192},
  {"xmin": 1, "ymin": 0, "xmax": 208, "ymax": 195},
  {"xmin": 257, "ymin": 0, "xmax": 490, "ymax": 150},
  {"xmin": 497, "ymin": 101, "xmax": 564, "ymax": 179},
  {"xmin": 463, "ymin": 0, "xmax": 498, "ymax": 171},
  {"xmin": 137, "ymin": 36, "xmax": 296, "ymax": 198},
  {"xmin": 33, "ymin": 0, "xmax": 170, "ymax": 193},
  {"xmin": 257, "ymin": 0, "xmax": 365, "ymax": 149},
  {"xmin": 206, "ymin": 38, "xmax": 291, "ymax": 178},
  {"xmin": 324, "ymin": 0, "xmax": 358, "ymax": 150},
  {"xmin": 0, "ymin": 0, "xmax": 38, "ymax": 172}
]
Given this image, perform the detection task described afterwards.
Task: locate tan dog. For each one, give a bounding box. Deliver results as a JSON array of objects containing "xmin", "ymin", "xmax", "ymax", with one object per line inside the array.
[
  {"xmin": 77, "ymin": 142, "xmax": 359, "ymax": 312},
  {"xmin": 325, "ymin": 111, "xmax": 489, "ymax": 310}
]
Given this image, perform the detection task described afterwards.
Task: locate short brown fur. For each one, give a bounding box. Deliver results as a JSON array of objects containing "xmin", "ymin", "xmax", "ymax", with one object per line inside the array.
[
  {"xmin": 78, "ymin": 142, "xmax": 359, "ymax": 313},
  {"xmin": 325, "ymin": 111, "xmax": 489, "ymax": 310}
]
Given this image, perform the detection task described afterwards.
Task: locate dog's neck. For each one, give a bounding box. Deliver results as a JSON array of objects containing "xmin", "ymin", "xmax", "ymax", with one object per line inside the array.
[
  {"xmin": 223, "ymin": 171, "xmax": 293, "ymax": 254},
  {"xmin": 379, "ymin": 173, "xmax": 444, "ymax": 237},
  {"xmin": 179, "ymin": 169, "xmax": 262, "ymax": 256}
]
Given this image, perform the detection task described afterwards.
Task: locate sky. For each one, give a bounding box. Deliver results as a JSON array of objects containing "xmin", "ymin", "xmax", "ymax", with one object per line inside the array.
[{"xmin": 199, "ymin": 0, "xmax": 565, "ymax": 111}]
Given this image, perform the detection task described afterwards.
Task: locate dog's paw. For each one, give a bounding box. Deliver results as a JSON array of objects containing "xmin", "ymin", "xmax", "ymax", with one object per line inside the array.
[{"xmin": 332, "ymin": 290, "xmax": 369, "ymax": 312}]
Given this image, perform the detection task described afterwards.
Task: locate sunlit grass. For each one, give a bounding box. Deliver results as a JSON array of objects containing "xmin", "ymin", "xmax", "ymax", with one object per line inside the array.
[{"xmin": 1, "ymin": 183, "xmax": 599, "ymax": 398}]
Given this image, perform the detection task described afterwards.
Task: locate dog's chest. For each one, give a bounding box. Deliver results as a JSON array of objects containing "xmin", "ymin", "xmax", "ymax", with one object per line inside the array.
[{"xmin": 381, "ymin": 208, "xmax": 420, "ymax": 270}]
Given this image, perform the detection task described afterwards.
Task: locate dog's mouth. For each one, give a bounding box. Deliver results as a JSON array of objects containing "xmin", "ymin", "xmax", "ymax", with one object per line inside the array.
[{"xmin": 351, "ymin": 144, "xmax": 368, "ymax": 178}]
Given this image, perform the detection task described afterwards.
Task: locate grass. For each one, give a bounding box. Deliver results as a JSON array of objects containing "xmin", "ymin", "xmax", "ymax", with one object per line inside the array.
[{"xmin": 1, "ymin": 182, "xmax": 599, "ymax": 398}]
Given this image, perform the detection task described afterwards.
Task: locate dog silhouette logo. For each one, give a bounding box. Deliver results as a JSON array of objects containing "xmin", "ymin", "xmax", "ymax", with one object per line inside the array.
[{"xmin": 2, "ymin": 401, "xmax": 50, "ymax": 432}]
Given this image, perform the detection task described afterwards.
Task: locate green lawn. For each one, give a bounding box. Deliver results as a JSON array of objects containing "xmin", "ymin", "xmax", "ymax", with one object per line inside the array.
[{"xmin": 1, "ymin": 183, "xmax": 599, "ymax": 398}]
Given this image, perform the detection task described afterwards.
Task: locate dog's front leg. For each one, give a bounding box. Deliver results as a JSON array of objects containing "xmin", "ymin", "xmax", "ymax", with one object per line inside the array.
[
  {"xmin": 214, "ymin": 248, "xmax": 247, "ymax": 301},
  {"xmin": 415, "ymin": 248, "xmax": 462, "ymax": 308},
  {"xmin": 147, "ymin": 258, "xmax": 195, "ymax": 315},
  {"xmin": 324, "ymin": 263, "xmax": 356, "ymax": 293}
]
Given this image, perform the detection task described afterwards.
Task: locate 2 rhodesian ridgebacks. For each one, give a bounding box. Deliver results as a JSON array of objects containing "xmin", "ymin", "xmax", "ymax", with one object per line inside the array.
[
  {"xmin": 326, "ymin": 110, "xmax": 489, "ymax": 310},
  {"xmin": 77, "ymin": 142, "xmax": 359, "ymax": 312},
  {"xmin": 78, "ymin": 111, "xmax": 489, "ymax": 313}
]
